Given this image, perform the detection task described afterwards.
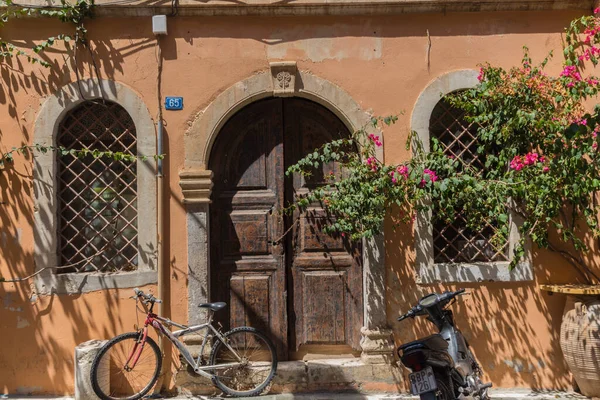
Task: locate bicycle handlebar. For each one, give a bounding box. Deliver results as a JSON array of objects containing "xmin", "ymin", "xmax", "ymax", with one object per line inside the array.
[{"xmin": 133, "ymin": 288, "xmax": 162, "ymax": 304}]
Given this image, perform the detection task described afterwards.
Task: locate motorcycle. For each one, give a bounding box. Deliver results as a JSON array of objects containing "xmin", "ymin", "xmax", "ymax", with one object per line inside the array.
[{"xmin": 397, "ymin": 289, "xmax": 492, "ymax": 400}]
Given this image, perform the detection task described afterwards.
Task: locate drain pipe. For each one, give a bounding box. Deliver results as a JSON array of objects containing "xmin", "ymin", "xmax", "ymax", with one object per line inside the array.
[
  {"xmin": 155, "ymin": 115, "xmax": 167, "ymax": 392},
  {"xmin": 152, "ymin": 14, "xmax": 168, "ymax": 394}
]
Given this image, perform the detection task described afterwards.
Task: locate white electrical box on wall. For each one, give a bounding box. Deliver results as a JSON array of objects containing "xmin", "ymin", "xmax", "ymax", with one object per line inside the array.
[{"xmin": 152, "ymin": 15, "xmax": 168, "ymax": 35}]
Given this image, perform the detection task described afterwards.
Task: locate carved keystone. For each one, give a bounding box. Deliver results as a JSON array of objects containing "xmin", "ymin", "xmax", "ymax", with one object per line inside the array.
[
  {"xmin": 179, "ymin": 169, "xmax": 213, "ymax": 204},
  {"xmin": 270, "ymin": 61, "xmax": 297, "ymax": 97}
]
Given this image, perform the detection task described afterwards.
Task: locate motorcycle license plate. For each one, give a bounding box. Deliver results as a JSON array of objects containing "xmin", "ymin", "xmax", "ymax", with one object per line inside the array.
[{"xmin": 409, "ymin": 366, "xmax": 437, "ymax": 395}]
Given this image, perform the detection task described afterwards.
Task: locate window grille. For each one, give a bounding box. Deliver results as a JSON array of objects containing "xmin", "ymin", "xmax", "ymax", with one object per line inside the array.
[
  {"xmin": 429, "ymin": 97, "xmax": 509, "ymax": 263},
  {"xmin": 57, "ymin": 101, "xmax": 138, "ymax": 273}
]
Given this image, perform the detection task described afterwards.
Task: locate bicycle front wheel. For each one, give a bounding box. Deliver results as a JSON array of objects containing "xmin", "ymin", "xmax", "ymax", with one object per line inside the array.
[
  {"xmin": 90, "ymin": 332, "xmax": 161, "ymax": 400},
  {"xmin": 209, "ymin": 326, "xmax": 277, "ymax": 397}
]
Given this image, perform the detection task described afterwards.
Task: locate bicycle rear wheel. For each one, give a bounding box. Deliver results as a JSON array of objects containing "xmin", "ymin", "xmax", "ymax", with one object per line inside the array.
[
  {"xmin": 209, "ymin": 326, "xmax": 277, "ymax": 397},
  {"xmin": 91, "ymin": 332, "xmax": 161, "ymax": 400}
]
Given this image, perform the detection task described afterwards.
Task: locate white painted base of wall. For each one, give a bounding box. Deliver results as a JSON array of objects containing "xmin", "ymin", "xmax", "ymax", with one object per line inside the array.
[{"xmin": 74, "ymin": 339, "xmax": 107, "ymax": 400}]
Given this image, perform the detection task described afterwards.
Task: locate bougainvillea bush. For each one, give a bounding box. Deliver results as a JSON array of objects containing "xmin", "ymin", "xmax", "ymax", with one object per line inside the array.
[{"xmin": 287, "ymin": 12, "xmax": 600, "ymax": 283}]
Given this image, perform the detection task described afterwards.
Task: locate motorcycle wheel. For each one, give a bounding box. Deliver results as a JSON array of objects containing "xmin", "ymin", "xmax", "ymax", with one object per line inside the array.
[{"xmin": 434, "ymin": 373, "xmax": 455, "ymax": 400}]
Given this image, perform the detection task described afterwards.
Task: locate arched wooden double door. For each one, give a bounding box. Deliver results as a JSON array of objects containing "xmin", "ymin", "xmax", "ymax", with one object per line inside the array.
[{"xmin": 209, "ymin": 97, "xmax": 363, "ymax": 360}]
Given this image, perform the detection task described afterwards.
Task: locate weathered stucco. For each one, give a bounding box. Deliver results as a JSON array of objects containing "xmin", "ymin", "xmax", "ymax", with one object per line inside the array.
[
  {"xmin": 1, "ymin": 8, "xmax": 598, "ymax": 395},
  {"xmin": 4, "ymin": 0, "xmax": 596, "ymax": 17}
]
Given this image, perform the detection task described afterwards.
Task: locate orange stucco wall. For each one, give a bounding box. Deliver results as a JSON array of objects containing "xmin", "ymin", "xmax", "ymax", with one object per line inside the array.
[{"xmin": 1, "ymin": 9, "xmax": 598, "ymax": 395}]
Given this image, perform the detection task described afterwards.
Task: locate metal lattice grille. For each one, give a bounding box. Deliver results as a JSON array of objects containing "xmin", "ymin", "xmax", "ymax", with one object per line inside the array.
[
  {"xmin": 57, "ymin": 101, "xmax": 138, "ymax": 273},
  {"xmin": 430, "ymin": 97, "xmax": 509, "ymax": 263}
]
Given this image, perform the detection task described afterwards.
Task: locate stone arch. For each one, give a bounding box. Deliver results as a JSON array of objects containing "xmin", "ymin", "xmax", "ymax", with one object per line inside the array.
[
  {"xmin": 183, "ymin": 66, "xmax": 382, "ymax": 174},
  {"xmin": 410, "ymin": 69, "xmax": 479, "ymax": 153},
  {"xmin": 33, "ymin": 78, "xmax": 158, "ymax": 295},
  {"xmin": 180, "ymin": 65, "xmax": 393, "ymax": 364}
]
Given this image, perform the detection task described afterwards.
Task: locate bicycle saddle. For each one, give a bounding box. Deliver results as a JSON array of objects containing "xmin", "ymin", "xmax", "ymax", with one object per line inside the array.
[{"xmin": 198, "ymin": 302, "xmax": 227, "ymax": 312}]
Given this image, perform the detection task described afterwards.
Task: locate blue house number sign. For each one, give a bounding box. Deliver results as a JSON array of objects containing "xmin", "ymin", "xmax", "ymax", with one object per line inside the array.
[{"xmin": 165, "ymin": 97, "xmax": 183, "ymax": 110}]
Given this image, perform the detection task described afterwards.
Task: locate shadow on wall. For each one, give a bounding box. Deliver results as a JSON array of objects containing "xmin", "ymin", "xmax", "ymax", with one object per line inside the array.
[
  {"xmin": 0, "ymin": 19, "xmax": 163, "ymax": 395},
  {"xmin": 385, "ymin": 208, "xmax": 600, "ymax": 390}
]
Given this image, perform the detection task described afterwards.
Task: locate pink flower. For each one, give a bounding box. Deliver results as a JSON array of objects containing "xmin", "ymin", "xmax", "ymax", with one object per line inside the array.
[
  {"xmin": 561, "ymin": 66, "xmax": 577, "ymax": 77},
  {"xmin": 365, "ymin": 156, "xmax": 379, "ymax": 172},
  {"xmin": 511, "ymin": 152, "xmax": 546, "ymax": 171},
  {"xmin": 543, "ymin": 166, "xmax": 550, "ymax": 173},
  {"xmin": 524, "ymin": 152, "xmax": 539, "ymax": 165},
  {"xmin": 389, "ymin": 165, "xmax": 410, "ymax": 184},
  {"xmin": 594, "ymin": 143, "xmax": 599, "ymax": 150},
  {"xmin": 561, "ymin": 65, "xmax": 583, "ymax": 87},
  {"xmin": 368, "ymin": 134, "xmax": 382, "ymax": 147},
  {"xmin": 397, "ymin": 165, "xmax": 409, "ymax": 178},
  {"xmin": 420, "ymin": 169, "xmax": 438, "ymax": 187},
  {"xmin": 477, "ymin": 67, "xmax": 485, "ymax": 82},
  {"xmin": 510, "ymin": 156, "xmax": 524, "ymax": 171},
  {"xmin": 595, "ymin": 7, "xmax": 600, "ymax": 14}
]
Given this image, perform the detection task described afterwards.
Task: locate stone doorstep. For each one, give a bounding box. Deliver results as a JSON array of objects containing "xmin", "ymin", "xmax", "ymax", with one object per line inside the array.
[
  {"xmin": 175, "ymin": 359, "xmax": 404, "ymax": 396},
  {"xmin": 175, "ymin": 392, "xmax": 590, "ymax": 400}
]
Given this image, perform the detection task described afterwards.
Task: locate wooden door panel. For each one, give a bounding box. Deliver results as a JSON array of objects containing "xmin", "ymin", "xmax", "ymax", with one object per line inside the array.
[
  {"xmin": 230, "ymin": 274, "xmax": 272, "ymax": 334},
  {"xmin": 300, "ymin": 271, "xmax": 347, "ymax": 344},
  {"xmin": 226, "ymin": 120, "xmax": 269, "ymax": 189},
  {"xmin": 299, "ymin": 213, "xmax": 346, "ymax": 253},
  {"xmin": 221, "ymin": 211, "xmax": 270, "ymax": 256},
  {"xmin": 284, "ymin": 98, "xmax": 363, "ymax": 352},
  {"xmin": 210, "ymin": 98, "xmax": 287, "ymax": 359}
]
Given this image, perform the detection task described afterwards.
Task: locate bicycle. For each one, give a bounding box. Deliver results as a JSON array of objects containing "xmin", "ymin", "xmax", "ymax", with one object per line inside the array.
[{"xmin": 90, "ymin": 288, "xmax": 278, "ymax": 400}]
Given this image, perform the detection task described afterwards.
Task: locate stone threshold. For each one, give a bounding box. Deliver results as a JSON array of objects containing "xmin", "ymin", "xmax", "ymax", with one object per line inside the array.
[
  {"xmin": 176, "ymin": 392, "xmax": 589, "ymax": 400},
  {"xmin": 175, "ymin": 359, "xmax": 403, "ymax": 396}
]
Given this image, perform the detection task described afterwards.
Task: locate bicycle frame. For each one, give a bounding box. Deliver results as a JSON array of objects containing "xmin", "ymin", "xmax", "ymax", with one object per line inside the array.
[{"xmin": 130, "ymin": 306, "xmax": 245, "ymax": 380}]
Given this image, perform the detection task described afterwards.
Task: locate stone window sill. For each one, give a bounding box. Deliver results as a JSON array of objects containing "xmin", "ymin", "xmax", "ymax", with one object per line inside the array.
[
  {"xmin": 35, "ymin": 270, "xmax": 157, "ymax": 295},
  {"xmin": 416, "ymin": 261, "xmax": 533, "ymax": 284}
]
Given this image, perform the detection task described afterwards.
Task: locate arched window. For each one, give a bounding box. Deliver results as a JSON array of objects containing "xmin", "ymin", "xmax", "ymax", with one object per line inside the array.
[
  {"xmin": 33, "ymin": 79, "xmax": 158, "ymax": 295},
  {"xmin": 429, "ymin": 95, "xmax": 509, "ymax": 264},
  {"xmin": 412, "ymin": 70, "xmax": 532, "ymax": 283},
  {"xmin": 57, "ymin": 101, "xmax": 138, "ymax": 273}
]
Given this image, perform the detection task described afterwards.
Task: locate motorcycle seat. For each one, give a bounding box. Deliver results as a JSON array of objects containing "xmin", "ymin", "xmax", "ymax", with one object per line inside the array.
[{"xmin": 399, "ymin": 333, "xmax": 449, "ymax": 351}]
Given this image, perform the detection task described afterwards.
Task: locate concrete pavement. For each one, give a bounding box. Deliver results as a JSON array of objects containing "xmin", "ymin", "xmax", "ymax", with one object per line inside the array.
[{"xmin": 0, "ymin": 389, "xmax": 590, "ymax": 400}]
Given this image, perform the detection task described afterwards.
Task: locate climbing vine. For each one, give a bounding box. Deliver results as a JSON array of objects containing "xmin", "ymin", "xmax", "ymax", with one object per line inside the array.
[
  {"xmin": 0, "ymin": 0, "xmax": 166, "ymax": 285},
  {"xmin": 0, "ymin": 0, "xmax": 105, "ymax": 167},
  {"xmin": 0, "ymin": 0, "xmax": 94, "ymax": 67},
  {"xmin": 0, "ymin": 0, "xmax": 165, "ymax": 168},
  {"xmin": 287, "ymin": 12, "xmax": 600, "ymax": 284}
]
